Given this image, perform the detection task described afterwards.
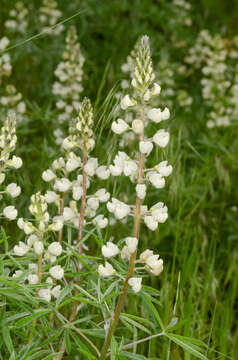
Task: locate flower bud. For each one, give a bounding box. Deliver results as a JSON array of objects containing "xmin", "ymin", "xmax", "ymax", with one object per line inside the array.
[
  {"xmin": 49, "ymin": 265, "xmax": 64, "ymax": 280},
  {"xmin": 111, "ymin": 118, "xmax": 129, "ymax": 134},
  {"xmin": 153, "ymin": 129, "xmax": 170, "ymax": 148}
]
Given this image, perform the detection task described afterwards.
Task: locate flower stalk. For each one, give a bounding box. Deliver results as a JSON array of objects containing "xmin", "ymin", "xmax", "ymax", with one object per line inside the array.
[
  {"xmin": 100, "ymin": 102, "xmax": 145, "ymax": 360},
  {"xmin": 55, "ymin": 98, "xmax": 94, "ymax": 360},
  {"xmin": 99, "ymin": 35, "xmax": 169, "ymax": 358},
  {"xmin": 78, "ymin": 150, "xmax": 87, "ymax": 252}
]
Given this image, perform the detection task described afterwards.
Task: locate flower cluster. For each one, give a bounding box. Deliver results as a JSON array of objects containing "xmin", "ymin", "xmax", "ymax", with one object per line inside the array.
[
  {"xmin": 0, "ymin": 112, "xmax": 22, "ymax": 221},
  {"xmin": 52, "ymin": 26, "xmax": 85, "ymax": 143},
  {"xmin": 39, "ymin": 0, "xmax": 64, "ymax": 36},
  {"xmin": 42, "ymin": 98, "xmax": 110, "ymax": 232},
  {"xmin": 0, "ymin": 33, "xmax": 26, "ymax": 120},
  {"xmin": 13, "ymin": 192, "xmax": 64, "ymax": 302},
  {"xmin": 0, "ymin": 37, "xmax": 11, "ymax": 82},
  {"xmin": 184, "ymin": 30, "xmax": 238, "ymax": 127},
  {"xmin": 172, "ymin": 0, "xmax": 192, "ymax": 27},
  {"xmin": 157, "ymin": 57, "xmax": 193, "ymax": 109},
  {"xmin": 0, "ymin": 85, "xmax": 26, "ymax": 121},
  {"xmin": 5, "ymin": 1, "xmax": 29, "ymax": 34},
  {"xmin": 16, "ymin": 192, "xmax": 63, "ymax": 237},
  {"xmin": 109, "ymin": 55, "xmax": 172, "ymax": 229},
  {"xmin": 98, "ymin": 238, "xmax": 163, "ymax": 293},
  {"xmin": 98, "ymin": 36, "xmax": 170, "ymax": 297}
]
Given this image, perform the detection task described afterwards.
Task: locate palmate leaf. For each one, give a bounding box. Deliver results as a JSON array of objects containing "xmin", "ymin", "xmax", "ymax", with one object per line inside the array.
[
  {"xmin": 165, "ymin": 333, "xmax": 208, "ymax": 360},
  {"xmin": 119, "ymin": 351, "xmax": 147, "ymax": 360},
  {"xmin": 120, "ymin": 313, "xmax": 155, "ymax": 329},
  {"xmin": 70, "ymin": 332, "xmax": 97, "ymax": 359},
  {"xmin": 0, "ymin": 287, "xmax": 29, "ymax": 302},
  {"xmin": 140, "ymin": 293, "xmax": 165, "ymax": 331},
  {"xmin": 120, "ymin": 314, "xmax": 151, "ymax": 335},
  {"xmin": 15, "ymin": 309, "xmax": 51, "ymax": 328},
  {"xmin": 20, "ymin": 350, "xmax": 52, "ymax": 360}
]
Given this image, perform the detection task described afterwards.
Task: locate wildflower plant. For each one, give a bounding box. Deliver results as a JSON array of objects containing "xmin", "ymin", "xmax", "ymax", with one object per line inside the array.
[
  {"xmin": 0, "ymin": 37, "xmax": 12, "ymax": 82},
  {"xmin": 39, "ymin": 0, "xmax": 64, "ymax": 36},
  {"xmin": 184, "ymin": 30, "xmax": 238, "ymax": 128},
  {"xmin": 98, "ymin": 35, "xmax": 172, "ymax": 359},
  {"xmin": 52, "ymin": 25, "xmax": 85, "ymax": 144},
  {"xmin": 0, "ymin": 84, "xmax": 26, "ymax": 121},
  {"xmin": 5, "ymin": 1, "xmax": 29, "ymax": 34},
  {"xmin": 42, "ymin": 97, "xmax": 110, "ymax": 247},
  {"xmin": 0, "ymin": 112, "xmax": 22, "ymax": 221},
  {"xmin": 11, "ymin": 98, "xmax": 109, "ymax": 349},
  {"xmin": 42, "ymin": 97, "xmax": 110, "ymax": 359},
  {"xmin": 0, "ymin": 33, "xmax": 26, "ymax": 121},
  {"xmin": 13, "ymin": 191, "xmax": 63, "ymax": 291}
]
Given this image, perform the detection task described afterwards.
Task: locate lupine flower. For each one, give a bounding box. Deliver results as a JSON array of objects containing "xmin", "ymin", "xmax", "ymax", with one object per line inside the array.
[
  {"xmin": 128, "ymin": 277, "xmax": 142, "ymax": 293},
  {"xmin": 0, "ymin": 37, "xmax": 11, "ymax": 80},
  {"xmin": 157, "ymin": 161, "xmax": 173, "ymax": 177},
  {"xmin": 100, "ymin": 36, "xmax": 169, "ymax": 305},
  {"xmin": 42, "ymin": 169, "xmax": 56, "ymax": 182},
  {"xmin": 0, "ymin": 85, "xmax": 26, "ymax": 122},
  {"xmin": 49, "ymin": 265, "xmax": 64, "ymax": 280},
  {"xmin": 28, "ymin": 274, "xmax": 39, "ymax": 285},
  {"xmin": 5, "ymin": 1, "xmax": 29, "ymax": 33},
  {"xmin": 52, "ymin": 26, "xmax": 84, "ymax": 142},
  {"xmin": 111, "ymin": 118, "xmax": 129, "ymax": 134},
  {"xmin": 153, "ymin": 129, "xmax": 170, "ymax": 147},
  {"xmin": 98, "ymin": 262, "xmax": 115, "ymax": 277},
  {"xmin": 48, "ymin": 242, "xmax": 62, "ymax": 256},
  {"xmin": 139, "ymin": 141, "xmax": 154, "ymax": 156},
  {"xmin": 102, "ymin": 242, "xmax": 119, "ymax": 258},
  {"xmin": 125, "ymin": 237, "xmax": 138, "ymax": 253},
  {"xmin": 0, "ymin": 113, "xmax": 22, "ymax": 217},
  {"xmin": 6, "ymin": 183, "xmax": 21, "ymax": 197},
  {"xmin": 120, "ymin": 95, "xmax": 136, "ymax": 110},
  {"xmin": 13, "ymin": 241, "xmax": 29, "ymax": 256},
  {"xmin": 136, "ymin": 184, "xmax": 146, "ymax": 200},
  {"xmin": 39, "ymin": 288, "xmax": 51, "ymax": 302},
  {"xmin": 39, "ymin": 0, "xmax": 64, "ymax": 36}
]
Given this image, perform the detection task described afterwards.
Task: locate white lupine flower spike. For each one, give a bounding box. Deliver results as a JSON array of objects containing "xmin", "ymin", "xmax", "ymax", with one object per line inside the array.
[{"xmin": 99, "ymin": 36, "xmax": 169, "ymax": 354}]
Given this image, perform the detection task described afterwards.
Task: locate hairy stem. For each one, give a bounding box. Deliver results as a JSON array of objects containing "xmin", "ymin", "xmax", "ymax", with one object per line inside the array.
[
  {"xmin": 100, "ymin": 104, "xmax": 145, "ymax": 360},
  {"xmin": 58, "ymin": 171, "xmax": 69, "ymax": 244},
  {"xmin": 78, "ymin": 150, "xmax": 87, "ymax": 252}
]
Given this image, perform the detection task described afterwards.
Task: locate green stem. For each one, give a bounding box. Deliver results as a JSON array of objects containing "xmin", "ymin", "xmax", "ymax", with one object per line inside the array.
[{"xmin": 78, "ymin": 150, "xmax": 87, "ymax": 252}]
